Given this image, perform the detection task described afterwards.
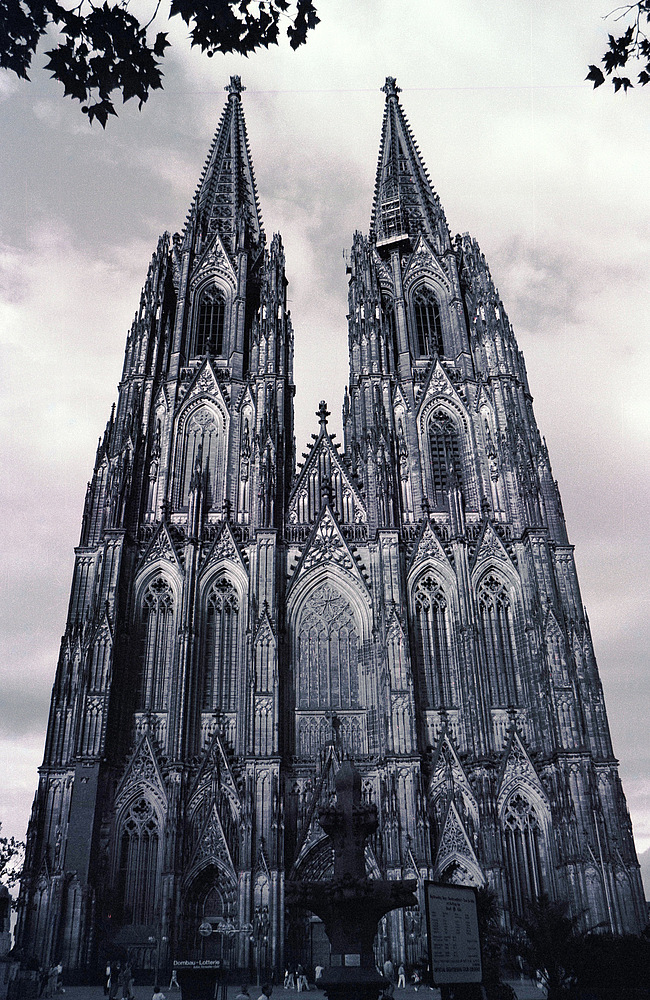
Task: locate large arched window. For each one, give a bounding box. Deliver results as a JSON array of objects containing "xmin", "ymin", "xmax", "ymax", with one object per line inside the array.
[
  {"xmin": 117, "ymin": 797, "xmax": 160, "ymax": 925},
  {"xmin": 178, "ymin": 405, "xmax": 221, "ymax": 509},
  {"xmin": 195, "ymin": 285, "xmax": 226, "ymax": 357},
  {"xmin": 478, "ymin": 574, "xmax": 519, "ymax": 706},
  {"xmin": 502, "ymin": 794, "xmax": 546, "ymax": 916},
  {"xmin": 296, "ymin": 583, "xmax": 360, "ymax": 711},
  {"xmin": 202, "ymin": 579, "xmax": 240, "ymax": 713},
  {"xmin": 140, "ymin": 578, "xmax": 175, "ymax": 710},
  {"xmin": 413, "ymin": 286, "xmax": 443, "ymax": 357},
  {"xmin": 413, "ymin": 575, "xmax": 456, "ymax": 708},
  {"xmin": 428, "ymin": 411, "xmax": 464, "ymax": 509}
]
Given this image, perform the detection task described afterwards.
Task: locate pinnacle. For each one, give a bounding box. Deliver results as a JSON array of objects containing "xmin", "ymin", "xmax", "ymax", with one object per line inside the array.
[
  {"xmin": 185, "ymin": 77, "xmax": 263, "ymax": 254},
  {"xmin": 370, "ymin": 76, "xmax": 447, "ymax": 247}
]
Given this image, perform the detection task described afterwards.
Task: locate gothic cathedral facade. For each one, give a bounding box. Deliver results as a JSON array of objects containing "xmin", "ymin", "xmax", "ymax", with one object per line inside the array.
[{"xmin": 17, "ymin": 77, "xmax": 646, "ymax": 974}]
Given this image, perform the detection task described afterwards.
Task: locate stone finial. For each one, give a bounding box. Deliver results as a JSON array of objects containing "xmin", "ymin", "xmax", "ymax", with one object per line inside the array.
[
  {"xmin": 381, "ymin": 76, "xmax": 401, "ymax": 99},
  {"xmin": 226, "ymin": 75, "xmax": 245, "ymax": 97},
  {"xmin": 317, "ymin": 400, "xmax": 330, "ymax": 428}
]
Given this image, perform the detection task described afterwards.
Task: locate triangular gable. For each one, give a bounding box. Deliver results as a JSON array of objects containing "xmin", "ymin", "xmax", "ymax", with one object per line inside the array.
[
  {"xmin": 153, "ymin": 382, "xmax": 170, "ymax": 414},
  {"xmin": 434, "ymin": 800, "xmax": 483, "ymax": 884},
  {"xmin": 408, "ymin": 518, "xmax": 451, "ymax": 573},
  {"xmin": 190, "ymin": 730, "xmax": 241, "ymax": 807},
  {"xmin": 290, "ymin": 430, "xmax": 366, "ymax": 526},
  {"xmin": 182, "ymin": 357, "xmax": 230, "ymax": 412},
  {"xmin": 201, "ymin": 520, "xmax": 247, "ymax": 575},
  {"xmin": 372, "ymin": 248, "xmax": 395, "ymax": 293},
  {"xmin": 91, "ymin": 607, "xmax": 114, "ymax": 645},
  {"xmin": 470, "ymin": 519, "xmax": 514, "ymax": 573},
  {"xmin": 386, "ymin": 603, "xmax": 407, "ymax": 642},
  {"xmin": 237, "ymin": 383, "xmax": 256, "ymax": 416},
  {"xmin": 474, "ymin": 380, "xmax": 494, "ymax": 414},
  {"xmin": 393, "ymin": 383, "xmax": 411, "ymax": 414},
  {"xmin": 254, "ymin": 604, "xmax": 276, "ymax": 645},
  {"xmin": 256, "ymin": 838, "xmax": 271, "ymax": 879},
  {"xmin": 115, "ymin": 734, "xmax": 167, "ymax": 808},
  {"xmin": 429, "ymin": 729, "xmax": 478, "ymax": 823},
  {"xmin": 291, "ymin": 745, "xmax": 341, "ymax": 875},
  {"xmin": 544, "ymin": 608, "xmax": 564, "ymax": 643},
  {"xmin": 137, "ymin": 520, "xmax": 183, "ymax": 573},
  {"xmin": 189, "ymin": 802, "xmax": 236, "ymax": 876},
  {"xmin": 416, "ymin": 358, "xmax": 467, "ymax": 418},
  {"xmin": 496, "ymin": 728, "xmax": 548, "ymax": 815},
  {"xmin": 403, "ymin": 235, "xmax": 451, "ymax": 290},
  {"xmin": 289, "ymin": 504, "xmax": 369, "ymax": 593},
  {"xmin": 189, "ymin": 231, "xmax": 237, "ymax": 290}
]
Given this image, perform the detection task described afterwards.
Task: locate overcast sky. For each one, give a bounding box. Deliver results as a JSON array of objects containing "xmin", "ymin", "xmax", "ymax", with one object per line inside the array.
[{"xmin": 1, "ymin": 1, "xmax": 649, "ymax": 884}]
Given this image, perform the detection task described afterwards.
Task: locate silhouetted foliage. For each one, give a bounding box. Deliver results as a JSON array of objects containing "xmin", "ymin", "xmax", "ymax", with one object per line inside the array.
[
  {"xmin": 0, "ymin": 823, "xmax": 24, "ymax": 893},
  {"xmin": 0, "ymin": 0, "xmax": 320, "ymax": 125},
  {"xmin": 587, "ymin": 2, "xmax": 650, "ymax": 93},
  {"xmin": 510, "ymin": 896, "xmax": 580, "ymax": 1000},
  {"xmin": 475, "ymin": 887, "xmax": 503, "ymax": 986},
  {"xmin": 571, "ymin": 932, "xmax": 650, "ymax": 998}
]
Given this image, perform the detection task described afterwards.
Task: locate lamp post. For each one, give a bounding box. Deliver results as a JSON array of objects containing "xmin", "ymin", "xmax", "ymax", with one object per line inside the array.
[
  {"xmin": 211, "ymin": 915, "xmax": 254, "ymax": 976},
  {"xmin": 250, "ymin": 904, "xmax": 270, "ymax": 987}
]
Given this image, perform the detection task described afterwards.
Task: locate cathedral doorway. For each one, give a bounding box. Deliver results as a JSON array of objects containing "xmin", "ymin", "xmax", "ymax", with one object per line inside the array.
[{"xmin": 180, "ymin": 867, "xmax": 236, "ymax": 960}]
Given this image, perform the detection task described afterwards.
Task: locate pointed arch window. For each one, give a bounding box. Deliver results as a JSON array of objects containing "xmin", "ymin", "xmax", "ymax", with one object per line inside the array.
[
  {"xmin": 195, "ymin": 285, "xmax": 226, "ymax": 357},
  {"xmin": 178, "ymin": 406, "xmax": 221, "ymax": 509},
  {"xmin": 203, "ymin": 579, "xmax": 240, "ymax": 712},
  {"xmin": 502, "ymin": 794, "xmax": 546, "ymax": 916},
  {"xmin": 296, "ymin": 583, "xmax": 360, "ymax": 711},
  {"xmin": 140, "ymin": 578, "xmax": 175, "ymax": 710},
  {"xmin": 413, "ymin": 575, "xmax": 456, "ymax": 708},
  {"xmin": 428, "ymin": 411, "xmax": 464, "ymax": 509},
  {"xmin": 413, "ymin": 286, "xmax": 443, "ymax": 357},
  {"xmin": 117, "ymin": 797, "xmax": 160, "ymax": 925},
  {"xmin": 478, "ymin": 574, "xmax": 519, "ymax": 707}
]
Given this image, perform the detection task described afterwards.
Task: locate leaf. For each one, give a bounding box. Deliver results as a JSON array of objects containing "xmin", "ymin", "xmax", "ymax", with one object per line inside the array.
[
  {"xmin": 87, "ymin": 98, "xmax": 118, "ymax": 128},
  {"xmin": 153, "ymin": 31, "xmax": 169, "ymax": 56},
  {"xmin": 586, "ymin": 65, "xmax": 605, "ymax": 88}
]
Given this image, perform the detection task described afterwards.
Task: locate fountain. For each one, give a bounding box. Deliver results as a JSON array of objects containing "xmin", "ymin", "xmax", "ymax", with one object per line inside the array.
[{"xmin": 286, "ymin": 758, "xmax": 418, "ymax": 1000}]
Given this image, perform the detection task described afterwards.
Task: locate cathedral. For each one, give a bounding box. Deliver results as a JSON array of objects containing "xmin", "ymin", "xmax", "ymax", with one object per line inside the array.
[{"xmin": 16, "ymin": 77, "xmax": 646, "ymax": 976}]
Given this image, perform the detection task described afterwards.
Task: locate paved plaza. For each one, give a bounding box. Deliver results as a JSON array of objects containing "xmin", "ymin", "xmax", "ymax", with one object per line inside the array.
[{"xmin": 55, "ymin": 981, "xmax": 543, "ymax": 1000}]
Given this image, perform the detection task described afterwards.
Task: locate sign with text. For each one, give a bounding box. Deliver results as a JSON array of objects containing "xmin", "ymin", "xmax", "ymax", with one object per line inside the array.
[{"xmin": 424, "ymin": 882, "xmax": 482, "ymax": 984}]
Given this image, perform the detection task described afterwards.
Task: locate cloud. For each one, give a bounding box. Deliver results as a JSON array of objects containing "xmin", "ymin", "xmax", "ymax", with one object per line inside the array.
[{"xmin": 0, "ymin": 1, "xmax": 649, "ymax": 867}]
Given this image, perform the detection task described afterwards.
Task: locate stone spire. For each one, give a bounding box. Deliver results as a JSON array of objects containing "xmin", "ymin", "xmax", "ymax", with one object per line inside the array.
[
  {"xmin": 370, "ymin": 76, "xmax": 447, "ymax": 247},
  {"xmin": 186, "ymin": 75, "xmax": 264, "ymax": 255}
]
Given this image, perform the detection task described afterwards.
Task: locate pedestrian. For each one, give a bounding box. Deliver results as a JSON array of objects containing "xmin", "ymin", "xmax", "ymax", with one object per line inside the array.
[
  {"xmin": 412, "ymin": 970, "xmax": 422, "ymax": 992},
  {"xmin": 398, "ymin": 965, "xmax": 406, "ymax": 989},
  {"xmin": 152, "ymin": 987, "xmax": 165, "ymax": 1000},
  {"xmin": 296, "ymin": 966, "xmax": 304, "ymax": 993},
  {"xmin": 104, "ymin": 965, "xmax": 111, "ymax": 997},
  {"xmin": 257, "ymin": 984, "xmax": 273, "ymax": 1000},
  {"xmin": 235, "ymin": 987, "xmax": 250, "ymax": 1000},
  {"xmin": 383, "ymin": 960, "xmax": 394, "ymax": 984},
  {"xmin": 314, "ymin": 965, "xmax": 323, "ymax": 985},
  {"xmin": 109, "ymin": 963, "xmax": 121, "ymax": 1000},
  {"xmin": 168, "ymin": 971, "xmax": 180, "ymax": 992}
]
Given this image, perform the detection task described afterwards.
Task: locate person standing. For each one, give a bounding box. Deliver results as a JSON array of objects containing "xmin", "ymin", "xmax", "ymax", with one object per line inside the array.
[
  {"xmin": 257, "ymin": 985, "xmax": 273, "ymax": 1000},
  {"xmin": 398, "ymin": 965, "xmax": 406, "ymax": 989}
]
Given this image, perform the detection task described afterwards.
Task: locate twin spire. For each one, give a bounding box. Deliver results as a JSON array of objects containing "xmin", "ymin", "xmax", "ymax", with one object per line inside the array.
[
  {"xmin": 371, "ymin": 76, "xmax": 446, "ymax": 246},
  {"xmin": 191, "ymin": 76, "xmax": 443, "ymax": 253},
  {"xmin": 188, "ymin": 75, "xmax": 264, "ymax": 254}
]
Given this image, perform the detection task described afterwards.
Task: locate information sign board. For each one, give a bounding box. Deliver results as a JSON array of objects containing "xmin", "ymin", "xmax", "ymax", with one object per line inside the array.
[{"xmin": 424, "ymin": 882, "xmax": 482, "ymax": 984}]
